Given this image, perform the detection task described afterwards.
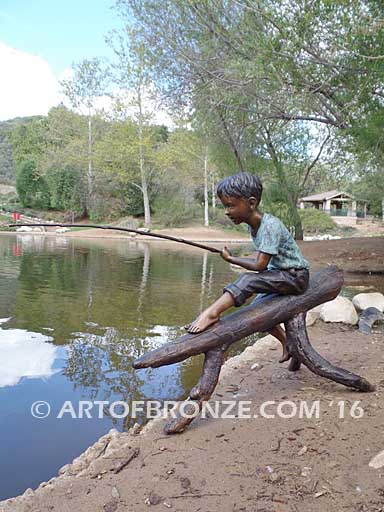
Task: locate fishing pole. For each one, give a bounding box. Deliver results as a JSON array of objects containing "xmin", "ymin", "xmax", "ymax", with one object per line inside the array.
[{"xmin": 9, "ymin": 223, "xmax": 223, "ymax": 254}]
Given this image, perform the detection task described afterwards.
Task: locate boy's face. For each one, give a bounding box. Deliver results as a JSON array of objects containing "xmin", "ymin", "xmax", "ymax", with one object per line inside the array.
[{"xmin": 220, "ymin": 195, "xmax": 257, "ymax": 225}]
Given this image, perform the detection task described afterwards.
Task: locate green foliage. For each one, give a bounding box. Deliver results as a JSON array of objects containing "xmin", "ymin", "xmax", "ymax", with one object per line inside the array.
[
  {"xmin": 298, "ymin": 208, "xmax": 337, "ymax": 234},
  {"xmin": 0, "ymin": 124, "xmax": 15, "ymax": 184},
  {"xmin": 16, "ymin": 160, "xmax": 50, "ymax": 209},
  {"xmin": 152, "ymin": 193, "xmax": 203, "ymax": 227},
  {"xmin": 11, "ymin": 117, "xmax": 46, "ymax": 167},
  {"xmin": 44, "ymin": 166, "xmax": 86, "ymax": 214},
  {"xmin": 349, "ymin": 169, "xmax": 384, "ymax": 217}
]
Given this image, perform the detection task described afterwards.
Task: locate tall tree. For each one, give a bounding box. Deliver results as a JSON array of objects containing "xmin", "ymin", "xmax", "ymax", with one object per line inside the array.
[
  {"xmin": 158, "ymin": 128, "xmax": 214, "ymax": 226},
  {"xmin": 60, "ymin": 58, "xmax": 108, "ymax": 216},
  {"xmin": 107, "ymin": 27, "xmax": 159, "ymax": 226}
]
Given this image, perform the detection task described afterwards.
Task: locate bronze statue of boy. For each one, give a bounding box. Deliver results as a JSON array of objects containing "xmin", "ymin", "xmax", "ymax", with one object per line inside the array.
[{"xmin": 185, "ymin": 172, "xmax": 310, "ymax": 363}]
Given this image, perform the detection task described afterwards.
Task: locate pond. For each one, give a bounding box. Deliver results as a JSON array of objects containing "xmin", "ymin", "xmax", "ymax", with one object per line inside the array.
[
  {"xmin": 0, "ymin": 234, "xmax": 261, "ymax": 500},
  {"xmin": 0, "ymin": 234, "xmax": 382, "ymax": 500}
]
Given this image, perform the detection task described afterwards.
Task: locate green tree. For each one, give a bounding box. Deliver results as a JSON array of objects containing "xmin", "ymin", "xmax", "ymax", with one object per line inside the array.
[
  {"xmin": 107, "ymin": 27, "xmax": 160, "ymax": 226},
  {"xmin": 95, "ymin": 116, "xmax": 167, "ymax": 219},
  {"xmin": 16, "ymin": 160, "xmax": 50, "ymax": 208},
  {"xmin": 158, "ymin": 128, "xmax": 215, "ymax": 226},
  {"xmin": 60, "ymin": 58, "xmax": 109, "ymax": 216}
]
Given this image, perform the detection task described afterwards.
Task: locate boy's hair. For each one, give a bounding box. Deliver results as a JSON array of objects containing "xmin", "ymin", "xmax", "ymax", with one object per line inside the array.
[{"xmin": 216, "ymin": 172, "xmax": 263, "ymax": 202}]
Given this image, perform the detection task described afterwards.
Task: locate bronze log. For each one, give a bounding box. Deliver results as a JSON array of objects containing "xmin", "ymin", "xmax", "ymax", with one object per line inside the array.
[
  {"xmin": 284, "ymin": 312, "xmax": 375, "ymax": 392},
  {"xmin": 164, "ymin": 346, "xmax": 228, "ymax": 434}
]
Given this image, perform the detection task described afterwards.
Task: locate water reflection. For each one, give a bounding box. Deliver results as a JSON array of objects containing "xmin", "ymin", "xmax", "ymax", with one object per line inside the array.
[{"xmin": 0, "ymin": 322, "xmax": 57, "ymax": 388}]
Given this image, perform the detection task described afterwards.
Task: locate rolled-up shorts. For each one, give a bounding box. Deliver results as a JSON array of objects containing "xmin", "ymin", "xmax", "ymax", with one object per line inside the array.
[{"xmin": 223, "ymin": 268, "xmax": 310, "ymax": 308}]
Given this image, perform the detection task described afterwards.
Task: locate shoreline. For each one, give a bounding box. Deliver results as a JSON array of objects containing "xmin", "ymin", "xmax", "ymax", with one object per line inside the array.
[
  {"xmin": 0, "ymin": 227, "xmax": 250, "ymax": 244},
  {"xmin": 2, "ymin": 230, "xmax": 384, "ymax": 274}
]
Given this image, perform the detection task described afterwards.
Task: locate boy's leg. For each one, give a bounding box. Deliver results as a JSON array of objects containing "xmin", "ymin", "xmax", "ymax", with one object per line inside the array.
[
  {"xmin": 186, "ymin": 269, "xmax": 309, "ymax": 335},
  {"xmin": 185, "ymin": 291, "xmax": 235, "ymax": 333},
  {"xmin": 270, "ymin": 325, "xmax": 290, "ymax": 363},
  {"xmin": 251, "ymin": 292, "xmax": 290, "ymax": 363},
  {"xmin": 224, "ymin": 268, "xmax": 309, "ymax": 307}
]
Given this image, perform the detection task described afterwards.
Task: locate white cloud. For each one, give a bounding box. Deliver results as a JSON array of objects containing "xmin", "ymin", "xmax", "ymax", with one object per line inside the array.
[
  {"xmin": 0, "ymin": 42, "xmax": 174, "ymax": 126},
  {"xmin": 0, "ymin": 42, "xmax": 62, "ymax": 121},
  {"xmin": 0, "ymin": 325, "xmax": 58, "ymax": 387}
]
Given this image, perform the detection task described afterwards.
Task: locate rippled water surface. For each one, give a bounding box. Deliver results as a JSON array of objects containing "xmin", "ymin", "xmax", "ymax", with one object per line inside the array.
[{"xmin": 0, "ymin": 234, "xmax": 382, "ymax": 500}]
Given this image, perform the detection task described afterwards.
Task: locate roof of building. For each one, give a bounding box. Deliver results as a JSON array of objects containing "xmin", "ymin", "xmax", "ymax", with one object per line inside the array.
[{"xmin": 300, "ymin": 190, "xmax": 354, "ymax": 202}]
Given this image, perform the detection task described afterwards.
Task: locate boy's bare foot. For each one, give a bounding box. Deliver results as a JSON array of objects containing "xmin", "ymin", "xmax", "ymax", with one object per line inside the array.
[
  {"xmin": 278, "ymin": 349, "xmax": 291, "ymax": 363},
  {"xmin": 184, "ymin": 311, "xmax": 220, "ymax": 333}
]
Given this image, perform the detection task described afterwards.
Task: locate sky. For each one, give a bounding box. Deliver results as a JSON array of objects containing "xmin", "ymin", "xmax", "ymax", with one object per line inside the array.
[{"xmin": 0, "ymin": 0, "xmax": 121, "ymax": 121}]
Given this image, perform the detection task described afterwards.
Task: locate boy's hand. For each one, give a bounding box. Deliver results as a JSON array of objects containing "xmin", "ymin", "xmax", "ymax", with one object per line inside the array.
[{"xmin": 221, "ymin": 246, "xmax": 232, "ymax": 261}]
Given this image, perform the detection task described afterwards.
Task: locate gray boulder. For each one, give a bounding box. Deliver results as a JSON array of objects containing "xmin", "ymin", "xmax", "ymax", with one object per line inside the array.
[
  {"xmin": 320, "ymin": 296, "xmax": 358, "ymax": 325},
  {"xmin": 352, "ymin": 292, "xmax": 384, "ymax": 313}
]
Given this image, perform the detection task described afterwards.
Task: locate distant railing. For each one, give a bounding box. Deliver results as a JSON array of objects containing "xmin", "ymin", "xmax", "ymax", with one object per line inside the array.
[{"xmin": 330, "ymin": 208, "xmax": 348, "ymax": 216}]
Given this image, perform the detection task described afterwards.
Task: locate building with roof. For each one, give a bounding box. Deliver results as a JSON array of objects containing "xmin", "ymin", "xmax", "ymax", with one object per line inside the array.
[{"xmin": 299, "ymin": 190, "xmax": 367, "ymax": 219}]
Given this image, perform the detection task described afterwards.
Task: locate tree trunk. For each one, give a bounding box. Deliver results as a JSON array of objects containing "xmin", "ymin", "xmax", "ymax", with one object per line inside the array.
[
  {"xmin": 289, "ymin": 200, "xmax": 304, "ymax": 240},
  {"xmin": 87, "ymin": 114, "xmax": 93, "ymax": 216},
  {"xmin": 138, "ymin": 89, "xmax": 151, "ymax": 227},
  {"xmin": 204, "ymin": 148, "xmax": 209, "ymax": 227},
  {"xmin": 211, "ymin": 172, "xmax": 216, "ymax": 209},
  {"xmin": 284, "ymin": 313, "xmax": 374, "ymax": 392}
]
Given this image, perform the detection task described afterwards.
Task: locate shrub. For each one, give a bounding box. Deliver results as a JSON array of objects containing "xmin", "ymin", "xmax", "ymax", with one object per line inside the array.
[
  {"xmin": 152, "ymin": 197, "xmax": 204, "ymax": 227},
  {"xmin": 298, "ymin": 208, "xmax": 337, "ymax": 234},
  {"xmin": 16, "ymin": 160, "xmax": 50, "ymax": 208}
]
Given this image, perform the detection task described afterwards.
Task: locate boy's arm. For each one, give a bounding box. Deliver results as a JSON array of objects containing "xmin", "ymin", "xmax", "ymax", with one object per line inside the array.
[{"xmin": 221, "ymin": 246, "xmax": 271, "ymax": 271}]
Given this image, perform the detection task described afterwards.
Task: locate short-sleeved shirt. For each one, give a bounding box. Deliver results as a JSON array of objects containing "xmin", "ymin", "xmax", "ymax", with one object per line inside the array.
[{"xmin": 250, "ymin": 213, "xmax": 310, "ymax": 271}]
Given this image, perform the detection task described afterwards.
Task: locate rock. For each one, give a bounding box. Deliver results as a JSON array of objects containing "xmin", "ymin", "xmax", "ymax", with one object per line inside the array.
[
  {"xmin": 353, "ymin": 293, "xmax": 384, "ymax": 313},
  {"xmin": 58, "ymin": 464, "xmax": 71, "ymax": 475},
  {"xmin": 108, "ymin": 428, "xmax": 120, "ymax": 438},
  {"xmin": 306, "ymin": 310, "xmax": 319, "ymax": 326},
  {"xmin": 111, "ymin": 486, "xmax": 120, "ymax": 499},
  {"xmin": 369, "ymin": 450, "xmax": 384, "ymax": 469},
  {"xmin": 320, "ymin": 296, "xmax": 358, "ymax": 325},
  {"xmin": 145, "ymin": 492, "xmax": 163, "ymax": 506},
  {"xmin": 16, "ymin": 226, "xmax": 32, "ymax": 232},
  {"xmin": 298, "ymin": 446, "xmax": 308, "ymax": 456},
  {"xmin": 129, "ymin": 422, "xmax": 141, "ymax": 435}
]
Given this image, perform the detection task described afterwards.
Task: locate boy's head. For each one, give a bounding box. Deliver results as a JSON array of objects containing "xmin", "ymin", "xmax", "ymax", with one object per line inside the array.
[
  {"xmin": 216, "ymin": 172, "xmax": 263, "ymax": 225},
  {"xmin": 216, "ymin": 172, "xmax": 263, "ymax": 204}
]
